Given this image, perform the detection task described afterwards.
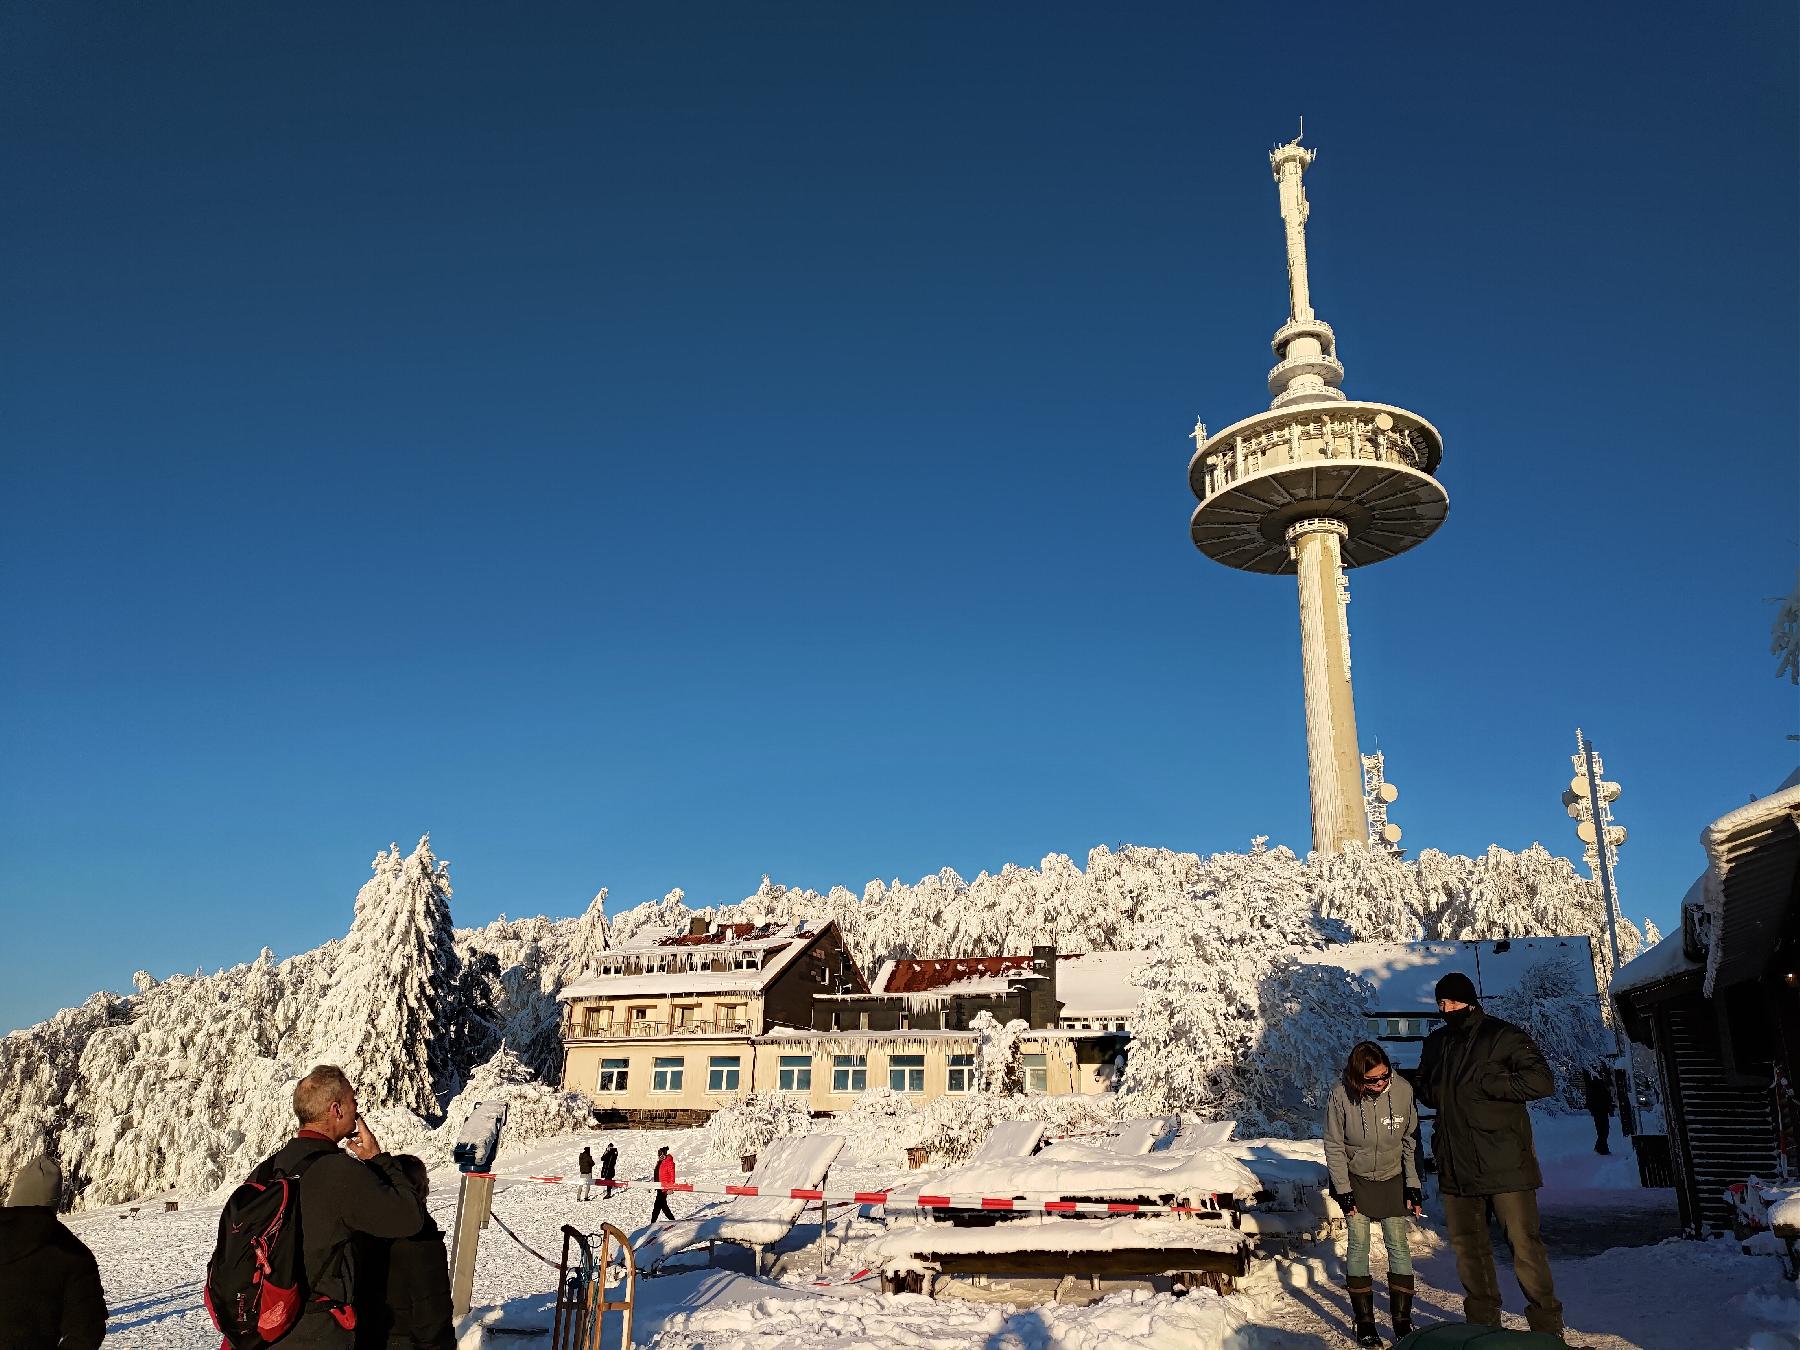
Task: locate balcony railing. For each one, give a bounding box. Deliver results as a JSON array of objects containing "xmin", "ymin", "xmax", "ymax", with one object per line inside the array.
[{"xmin": 571, "ymin": 1019, "xmax": 753, "ymax": 1039}]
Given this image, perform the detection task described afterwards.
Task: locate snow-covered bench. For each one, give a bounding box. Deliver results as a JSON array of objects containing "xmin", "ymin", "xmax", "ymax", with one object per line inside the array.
[
  {"xmin": 885, "ymin": 1118, "xmax": 1046, "ymax": 1215},
  {"xmin": 632, "ymin": 1135, "xmax": 845, "ymax": 1276},
  {"xmin": 868, "ymin": 1216, "xmax": 1253, "ymax": 1296},
  {"xmin": 872, "ymin": 1129, "xmax": 1261, "ymax": 1295}
]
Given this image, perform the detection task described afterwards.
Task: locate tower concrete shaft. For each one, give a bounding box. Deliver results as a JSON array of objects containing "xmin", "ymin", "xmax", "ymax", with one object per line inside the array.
[
  {"xmin": 1187, "ymin": 136, "xmax": 1449, "ymax": 856},
  {"xmin": 1289, "ymin": 519, "xmax": 1364, "ymax": 852}
]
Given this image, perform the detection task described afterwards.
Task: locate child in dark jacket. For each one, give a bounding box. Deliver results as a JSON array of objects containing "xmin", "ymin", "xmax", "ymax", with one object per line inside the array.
[{"xmin": 354, "ymin": 1155, "xmax": 455, "ymax": 1350}]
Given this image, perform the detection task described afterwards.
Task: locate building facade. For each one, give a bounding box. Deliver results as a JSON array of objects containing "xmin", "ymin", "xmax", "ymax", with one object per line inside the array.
[
  {"xmin": 558, "ymin": 918, "xmax": 863, "ymax": 1126},
  {"xmin": 558, "ymin": 937, "xmax": 1141, "ymax": 1122}
]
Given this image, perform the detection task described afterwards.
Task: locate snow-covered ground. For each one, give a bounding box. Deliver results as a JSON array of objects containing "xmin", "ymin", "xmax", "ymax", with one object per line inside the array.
[{"xmin": 68, "ymin": 1111, "xmax": 1800, "ymax": 1349}]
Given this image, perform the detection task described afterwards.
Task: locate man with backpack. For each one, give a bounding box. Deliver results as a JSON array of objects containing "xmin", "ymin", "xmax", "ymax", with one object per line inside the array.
[
  {"xmin": 0, "ymin": 1152, "xmax": 106, "ymax": 1350},
  {"xmin": 207, "ymin": 1065, "xmax": 424, "ymax": 1349},
  {"xmin": 576, "ymin": 1147, "xmax": 595, "ymax": 1202}
]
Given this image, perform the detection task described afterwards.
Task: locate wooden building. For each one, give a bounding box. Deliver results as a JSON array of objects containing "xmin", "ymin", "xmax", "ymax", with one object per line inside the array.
[{"xmin": 1614, "ymin": 776, "xmax": 1800, "ymax": 1233}]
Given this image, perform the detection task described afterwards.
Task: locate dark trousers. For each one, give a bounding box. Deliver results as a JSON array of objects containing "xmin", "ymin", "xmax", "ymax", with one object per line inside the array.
[
  {"xmin": 650, "ymin": 1189, "xmax": 675, "ymax": 1223},
  {"xmin": 1442, "ymin": 1190, "xmax": 1563, "ymax": 1334},
  {"xmin": 1590, "ymin": 1109, "xmax": 1610, "ymax": 1154}
]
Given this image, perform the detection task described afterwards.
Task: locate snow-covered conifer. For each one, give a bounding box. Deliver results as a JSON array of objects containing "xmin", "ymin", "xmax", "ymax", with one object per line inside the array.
[{"xmin": 311, "ymin": 837, "xmax": 462, "ymax": 1119}]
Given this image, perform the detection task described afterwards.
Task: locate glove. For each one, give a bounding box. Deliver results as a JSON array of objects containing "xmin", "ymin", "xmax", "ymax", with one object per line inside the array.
[
  {"xmin": 1330, "ymin": 1191, "xmax": 1356, "ymax": 1216},
  {"xmin": 1404, "ymin": 1187, "xmax": 1424, "ymax": 1214}
]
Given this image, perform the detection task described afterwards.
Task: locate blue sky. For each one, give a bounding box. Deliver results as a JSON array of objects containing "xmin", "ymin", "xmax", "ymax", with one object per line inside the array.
[{"xmin": 2, "ymin": 4, "xmax": 1794, "ymax": 1034}]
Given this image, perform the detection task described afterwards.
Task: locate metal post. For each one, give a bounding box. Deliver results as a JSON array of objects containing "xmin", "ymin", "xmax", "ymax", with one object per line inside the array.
[
  {"xmin": 448, "ymin": 1171, "xmax": 495, "ymax": 1320},
  {"xmin": 1579, "ymin": 729, "xmax": 1641, "ymax": 1134}
]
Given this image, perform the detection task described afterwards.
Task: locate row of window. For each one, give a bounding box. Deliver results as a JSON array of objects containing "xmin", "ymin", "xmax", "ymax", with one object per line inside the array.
[{"xmin": 594, "ymin": 1051, "xmax": 1051, "ymax": 1095}]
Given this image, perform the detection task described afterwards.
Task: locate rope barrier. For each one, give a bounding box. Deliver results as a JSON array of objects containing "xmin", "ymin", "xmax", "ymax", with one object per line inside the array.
[
  {"xmin": 487, "ymin": 1207, "xmax": 562, "ymax": 1270},
  {"xmin": 468, "ymin": 1172, "xmax": 1233, "ymax": 1220}
]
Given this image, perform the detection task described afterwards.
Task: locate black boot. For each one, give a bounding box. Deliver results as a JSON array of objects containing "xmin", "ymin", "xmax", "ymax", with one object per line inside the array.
[
  {"xmin": 1349, "ymin": 1281, "xmax": 1381, "ymax": 1346},
  {"xmin": 1390, "ymin": 1272, "xmax": 1415, "ymax": 1338}
]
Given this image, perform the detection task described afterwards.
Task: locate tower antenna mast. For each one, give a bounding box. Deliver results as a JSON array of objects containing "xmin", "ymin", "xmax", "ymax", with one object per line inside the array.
[{"xmin": 1186, "ymin": 138, "xmax": 1449, "ymax": 854}]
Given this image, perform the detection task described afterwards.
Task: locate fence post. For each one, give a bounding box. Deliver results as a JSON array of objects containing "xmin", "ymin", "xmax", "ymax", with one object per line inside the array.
[{"xmin": 448, "ymin": 1171, "xmax": 495, "ymax": 1320}]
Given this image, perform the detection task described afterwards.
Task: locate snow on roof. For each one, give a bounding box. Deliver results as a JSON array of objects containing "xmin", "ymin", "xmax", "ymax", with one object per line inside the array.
[
  {"xmin": 1702, "ymin": 777, "xmax": 1800, "ymax": 996},
  {"xmin": 1298, "ymin": 937, "xmax": 1596, "ymax": 1010},
  {"xmin": 876, "ymin": 955, "xmax": 1042, "ymax": 995},
  {"xmin": 1611, "ymin": 928, "xmax": 1700, "ymax": 997},
  {"xmin": 1055, "ymin": 951, "xmax": 1146, "ymax": 1017},
  {"xmin": 559, "ymin": 921, "xmax": 821, "ymax": 1001}
]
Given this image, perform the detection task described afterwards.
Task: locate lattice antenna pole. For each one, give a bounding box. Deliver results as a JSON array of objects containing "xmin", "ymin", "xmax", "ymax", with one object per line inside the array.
[
  {"xmin": 1563, "ymin": 729, "xmax": 1639, "ymax": 1125},
  {"xmin": 1361, "ymin": 751, "xmax": 1402, "ymax": 853}
]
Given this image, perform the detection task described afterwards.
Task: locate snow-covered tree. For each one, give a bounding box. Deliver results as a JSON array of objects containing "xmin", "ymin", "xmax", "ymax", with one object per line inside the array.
[
  {"xmin": 311, "ymin": 837, "xmax": 462, "ymax": 1120},
  {"xmin": 1486, "ymin": 956, "xmax": 1610, "ymax": 1111},
  {"xmin": 969, "ymin": 1010, "xmax": 1029, "ymax": 1095},
  {"xmin": 702, "ymin": 1091, "xmax": 814, "ymax": 1165},
  {"xmin": 1118, "ymin": 846, "xmax": 1372, "ymax": 1135},
  {"xmin": 1773, "ymin": 572, "xmax": 1799, "ymax": 686}
]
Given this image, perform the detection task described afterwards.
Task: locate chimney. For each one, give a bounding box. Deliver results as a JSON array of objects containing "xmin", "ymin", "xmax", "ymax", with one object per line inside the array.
[
  {"xmin": 688, "ymin": 916, "xmax": 708, "ymax": 938},
  {"xmin": 1028, "ymin": 944, "xmax": 1059, "ymax": 1028}
]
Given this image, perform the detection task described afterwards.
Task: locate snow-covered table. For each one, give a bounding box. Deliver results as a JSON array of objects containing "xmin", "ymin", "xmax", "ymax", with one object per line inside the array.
[
  {"xmin": 632, "ymin": 1135, "xmax": 845, "ymax": 1276},
  {"xmin": 867, "ymin": 1215, "xmax": 1253, "ymax": 1296}
]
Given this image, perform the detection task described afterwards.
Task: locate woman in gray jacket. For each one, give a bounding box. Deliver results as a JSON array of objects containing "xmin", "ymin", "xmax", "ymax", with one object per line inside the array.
[{"xmin": 1324, "ymin": 1041, "xmax": 1423, "ymax": 1346}]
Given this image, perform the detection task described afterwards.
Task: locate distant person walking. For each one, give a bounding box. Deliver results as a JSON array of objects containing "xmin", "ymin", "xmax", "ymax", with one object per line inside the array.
[
  {"xmin": 1323, "ymin": 1041, "xmax": 1422, "ymax": 1345},
  {"xmin": 576, "ymin": 1147, "xmax": 595, "ymax": 1202},
  {"xmin": 649, "ymin": 1147, "xmax": 677, "ymax": 1223},
  {"xmin": 1583, "ymin": 1063, "xmax": 1614, "ymax": 1156},
  {"xmin": 0, "ymin": 1152, "xmax": 107, "ymax": 1350},
  {"xmin": 1417, "ymin": 973, "xmax": 1565, "ymax": 1339},
  {"xmin": 599, "ymin": 1143, "xmax": 618, "ymax": 1198},
  {"xmin": 253, "ymin": 1066, "xmax": 427, "ymax": 1348},
  {"xmin": 353, "ymin": 1155, "xmax": 453, "ymax": 1350}
]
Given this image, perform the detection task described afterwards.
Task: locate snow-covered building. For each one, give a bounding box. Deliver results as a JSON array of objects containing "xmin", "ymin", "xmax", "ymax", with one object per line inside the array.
[
  {"xmin": 763, "ymin": 946, "xmax": 1141, "ymax": 1107},
  {"xmin": 1299, "ymin": 936, "xmax": 1599, "ymax": 1068},
  {"xmin": 559, "ymin": 918, "xmax": 863, "ymax": 1125},
  {"xmin": 1615, "ymin": 774, "xmax": 1800, "ymax": 1234}
]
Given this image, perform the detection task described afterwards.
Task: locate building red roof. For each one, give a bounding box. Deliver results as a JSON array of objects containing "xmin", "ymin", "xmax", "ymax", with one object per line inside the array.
[
  {"xmin": 882, "ymin": 955, "xmax": 1040, "ymax": 994},
  {"xmin": 659, "ymin": 922, "xmax": 761, "ymax": 947}
]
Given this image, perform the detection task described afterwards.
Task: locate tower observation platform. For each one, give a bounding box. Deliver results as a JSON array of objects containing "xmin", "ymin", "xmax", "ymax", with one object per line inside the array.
[{"xmin": 1187, "ymin": 138, "xmax": 1448, "ymax": 854}]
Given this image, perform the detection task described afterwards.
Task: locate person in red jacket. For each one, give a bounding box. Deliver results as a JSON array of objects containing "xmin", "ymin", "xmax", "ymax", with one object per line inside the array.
[{"xmin": 649, "ymin": 1148, "xmax": 677, "ymax": 1223}]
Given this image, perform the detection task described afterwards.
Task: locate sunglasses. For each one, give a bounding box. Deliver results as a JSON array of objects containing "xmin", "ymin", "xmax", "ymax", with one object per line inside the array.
[{"xmin": 1362, "ymin": 1070, "xmax": 1392, "ymax": 1085}]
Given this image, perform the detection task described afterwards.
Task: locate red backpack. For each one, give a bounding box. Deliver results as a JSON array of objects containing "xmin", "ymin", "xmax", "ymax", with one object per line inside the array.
[{"xmin": 204, "ymin": 1150, "xmax": 352, "ymax": 1347}]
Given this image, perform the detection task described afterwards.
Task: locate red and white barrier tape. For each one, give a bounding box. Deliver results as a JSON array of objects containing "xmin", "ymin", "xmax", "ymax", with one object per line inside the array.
[{"xmin": 466, "ymin": 1172, "xmax": 1229, "ymax": 1219}]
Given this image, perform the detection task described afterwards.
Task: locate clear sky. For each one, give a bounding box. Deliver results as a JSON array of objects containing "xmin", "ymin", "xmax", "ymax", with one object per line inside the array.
[{"xmin": 2, "ymin": 4, "xmax": 1795, "ymax": 1035}]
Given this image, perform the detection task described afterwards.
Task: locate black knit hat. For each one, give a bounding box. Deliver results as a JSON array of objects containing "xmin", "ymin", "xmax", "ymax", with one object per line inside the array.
[{"xmin": 1434, "ymin": 971, "xmax": 1479, "ymax": 1006}]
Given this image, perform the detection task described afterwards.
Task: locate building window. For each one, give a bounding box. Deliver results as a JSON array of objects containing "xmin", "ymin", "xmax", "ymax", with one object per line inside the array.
[
  {"xmin": 596, "ymin": 1058, "xmax": 629, "ymax": 1093},
  {"xmin": 717, "ymin": 1004, "xmax": 746, "ymax": 1030},
  {"xmin": 706, "ymin": 1055, "xmax": 741, "ymax": 1093},
  {"xmin": 888, "ymin": 1054, "xmax": 925, "ymax": 1093},
  {"xmin": 651, "ymin": 1056, "xmax": 684, "ymax": 1094},
  {"xmin": 831, "ymin": 1054, "xmax": 867, "ymax": 1094},
  {"xmin": 673, "ymin": 1004, "xmax": 696, "ymax": 1029},
  {"xmin": 858, "ymin": 1011, "xmax": 870, "ymax": 1031},
  {"xmin": 1022, "ymin": 1052, "xmax": 1048, "ymax": 1094},
  {"xmin": 581, "ymin": 1007, "xmax": 611, "ymax": 1035},
  {"xmin": 778, "ymin": 1054, "xmax": 813, "ymax": 1092},
  {"xmin": 947, "ymin": 1053, "xmax": 976, "ymax": 1093}
]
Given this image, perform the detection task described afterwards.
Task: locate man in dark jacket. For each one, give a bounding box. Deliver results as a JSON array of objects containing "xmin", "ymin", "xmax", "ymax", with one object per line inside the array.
[
  {"xmin": 0, "ymin": 1154, "xmax": 106, "ymax": 1350},
  {"xmin": 1582, "ymin": 1063, "xmax": 1614, "ymax": 1155},
  {"xmin": 270, "ymin": 1065, "xmax": 426, "ymax": 1348},
  {"xmin": 598, "ymin": 1143, "xmax": 618, "ymax": 1197},
  {"xmin": 354, "ymin": 1156, "xmax": 453, "ymax": 1350},
  {"xmin": 1416, "ymin": 973, "xmax": 1564, "ymax": 1338}
]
